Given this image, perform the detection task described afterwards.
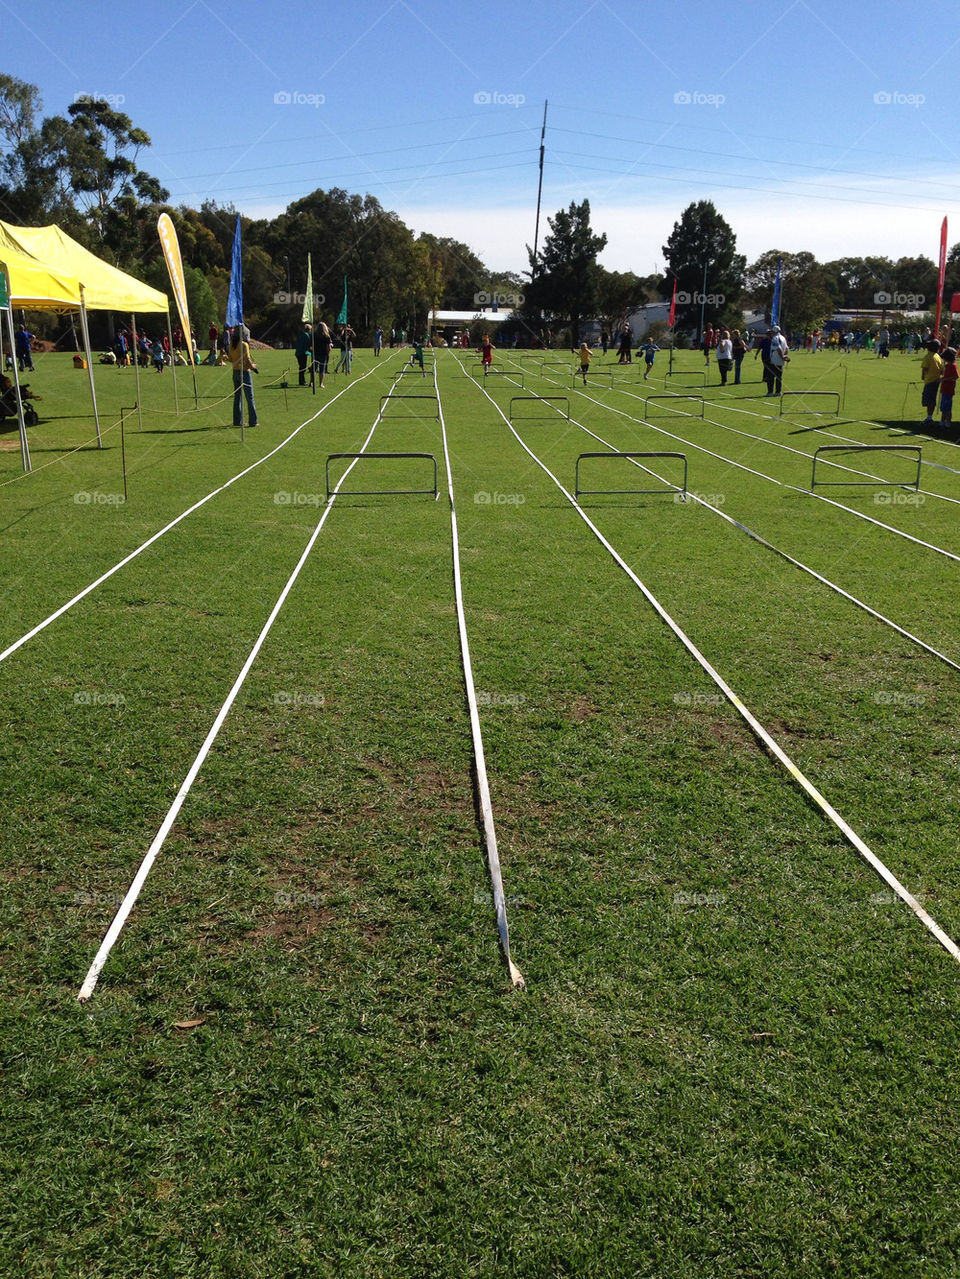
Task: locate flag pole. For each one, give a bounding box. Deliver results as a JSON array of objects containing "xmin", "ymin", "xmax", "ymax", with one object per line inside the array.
[
  {"xmin": 77, "ymin": 288, "xmax": 102, "ymax": 448},
  {"xmin": 167, "ymin": 311, "xmax": 179, "ymax": 415},
  {"xmin": 131, "ymin": 312, "xmax": 143, "ymax": 430},
  {"xmin": 4, "ymin": 297, "xmax": 31, "ymax": 472}
]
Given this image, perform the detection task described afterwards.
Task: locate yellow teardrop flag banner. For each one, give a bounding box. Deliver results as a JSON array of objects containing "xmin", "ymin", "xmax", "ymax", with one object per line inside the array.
[{"xmin": 157, "ymin": 213, "xmax": 192, "ymax": 348}]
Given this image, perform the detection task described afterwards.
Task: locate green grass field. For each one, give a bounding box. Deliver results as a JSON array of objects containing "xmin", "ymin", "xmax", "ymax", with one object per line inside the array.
[{"xmin": 3, "ymin": 342, "xmax": 960, "ymax": 1276}]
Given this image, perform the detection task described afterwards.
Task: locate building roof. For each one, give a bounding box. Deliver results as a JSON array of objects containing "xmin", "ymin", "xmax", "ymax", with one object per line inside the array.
[{"xmin": 432, "ymin": 309, "xmax": 515, "ymax": 324}]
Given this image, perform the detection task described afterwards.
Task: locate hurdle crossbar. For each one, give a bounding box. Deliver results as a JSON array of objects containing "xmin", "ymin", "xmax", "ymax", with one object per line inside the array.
[
  {"xmin": 484, "ymin": 369, "xmax": 524, "ymax": 387},
  {"xmin": 509, "ymin": 395, "xmax": 570, "ymax": 420},
  {"xmin": 811, "ymin": 445, "xmax": 922, "ymax": 491},
  {"xmin": 575, "ymin": 451, "xmax": 687, "ymax": 499},
  {"xmin": 780, "ymin": 390, "xmax": 841, "ymax": 417},
  {"xmin": 644, "ymin": 394, "xmax": 705, "ymax": 420},
  {"xmin": 379, "ymin": 394, "xmax": 440, "ymax": 419}
]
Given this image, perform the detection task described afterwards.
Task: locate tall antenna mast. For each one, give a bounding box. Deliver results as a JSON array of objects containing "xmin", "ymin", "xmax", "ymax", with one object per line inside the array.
[{"xmin": 532, "ymin": 100, "xmax": 548, "ymax": 276}]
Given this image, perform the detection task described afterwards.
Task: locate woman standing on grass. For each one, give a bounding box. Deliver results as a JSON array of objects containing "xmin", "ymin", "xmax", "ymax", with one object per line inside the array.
[
  {"xmin": 731, "ymin": 330, "xmax": 747, "ymax": 384},
  {"xmin": 314, "ymin": 322, "xmax": 332, "ymax": 388},
  {"xmin": 334, "ymin": 324, "xmax": 356, "ymax": 374},
  {"xmin": 716, "ymin": 329, "xmax": 733, "ymax": 386},
  {"xmin": 228, "ymin": 326, "xmax": 258, "ymax": 427}
]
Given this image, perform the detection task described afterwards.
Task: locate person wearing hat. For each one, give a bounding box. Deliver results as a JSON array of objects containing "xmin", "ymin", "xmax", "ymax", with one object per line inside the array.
[{"xmin": 767, "ymin": 325, "xmax": 790, "ymax": 396}]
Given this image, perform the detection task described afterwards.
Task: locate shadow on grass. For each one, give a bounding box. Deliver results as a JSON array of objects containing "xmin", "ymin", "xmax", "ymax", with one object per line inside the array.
[{"xmin": 872, "ymin": 419, "xmax": 960, "ymax": 444}]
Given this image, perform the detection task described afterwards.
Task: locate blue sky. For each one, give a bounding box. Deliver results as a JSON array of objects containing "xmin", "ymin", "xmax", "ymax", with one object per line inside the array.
[{"xmin": 4, "ymin": 0, "xmax": 958, "ymax": 278}]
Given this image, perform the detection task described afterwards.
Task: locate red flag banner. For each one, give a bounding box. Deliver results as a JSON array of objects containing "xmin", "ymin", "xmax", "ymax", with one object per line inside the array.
[
  {"xmin": 934, "ymin": 216, "xmax": 948, "ymax": 339},
  {"xmin": 668, "ymin": 277, "xmax": 677, "ymax": 328}
]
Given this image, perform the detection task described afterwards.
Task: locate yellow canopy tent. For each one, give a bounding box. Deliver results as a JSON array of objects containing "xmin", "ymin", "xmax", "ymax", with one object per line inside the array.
[
  {"xmin": 0, "ymin": 221, "xmax": 167, "ymax": 313},
  {"xmin": 0, "ymin": 221, "xmax": 173, "ymax": 469},
  {"xmin": 0, "ymin": 248, "xmax": 83, "ymax": 471}
]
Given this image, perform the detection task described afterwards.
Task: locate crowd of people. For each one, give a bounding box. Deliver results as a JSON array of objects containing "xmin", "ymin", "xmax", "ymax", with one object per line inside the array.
[{"xmin": 7, "ymin": 310, "xmax": 960, "ymax": 436}]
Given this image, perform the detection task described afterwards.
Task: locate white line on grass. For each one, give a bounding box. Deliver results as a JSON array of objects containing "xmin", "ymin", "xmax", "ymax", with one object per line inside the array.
[
  {"xmin": 453, "ymin": 352, "xmax": 960, "ymax": 968},
  {"xmin": 545, "ymin": 372, "xmax": 960, "ymax": 567},
  {"xmin": 0, "ymin": 358, "xmax": 393, "ymax": 669},
  {"xmin": 76, "ymin": 409, "xmax": 387, "ymax": 1001},
  {"xmin": 537, "ymin": 385, "xmax": 960, "ymax": 677},
  {"xmin": 433, "ymin": 362, "xmax": 524, "ymax": 989}
]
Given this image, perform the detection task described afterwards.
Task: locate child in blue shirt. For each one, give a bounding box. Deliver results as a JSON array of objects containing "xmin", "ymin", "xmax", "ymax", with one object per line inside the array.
[{"xmin": 638, "ymin": 341, "xmax": 660, "ymax": 380}]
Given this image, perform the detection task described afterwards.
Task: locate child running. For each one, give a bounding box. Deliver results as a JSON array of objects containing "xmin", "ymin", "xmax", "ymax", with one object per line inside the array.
[
  {"xmin": 578, "ymin": 341, "xmax": 591, "ymax": 384},
  {"xmin": 638, "ymin": 339, "xmax": 660, "ymax": 380},
  {"xmin": 479, "ymin": 334, "xmax": 494, "ymax": 372}
]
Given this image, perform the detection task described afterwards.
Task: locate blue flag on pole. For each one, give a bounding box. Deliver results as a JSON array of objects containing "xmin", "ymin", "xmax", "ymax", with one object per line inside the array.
[
  {"xmin": 770, "ymin": 255, "xmax": 782, "ymax": 328},
  {"xmin": 226, "ymin": 215, "xmax": 243, "ymax": 328},
  {"xmin": 336, "ymin": 276, "xmax": 348, "ymax": 326}
]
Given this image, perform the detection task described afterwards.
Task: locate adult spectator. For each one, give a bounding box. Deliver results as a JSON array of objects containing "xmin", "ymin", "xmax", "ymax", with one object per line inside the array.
[
  {"xmin": 15, "ymin": 325, "xmax": 35, "ymax": 372},
  {"xmin": 314, "ymin": 322, "xmax": 332, "ymax": 388},
  {"xmin": 920, "ymin": 340, "xmax": 943, "ymax": 427},
  {"xmin": 227, "ymin": 326, "xmax": 258, "ymax": 427},
  {"xmin": 295, "ymin": 322, "xmax": 313, "ymax": 386},
  {"xmin": 716, "ymin": 329, "xmax": 733, "ymax": 386},
  {"xmin": 768, "ymin": 325, "xmax": 790, "ymax": 395},
  {"xmin": 616, "ymin": 324, "xmax": 632, "ymax": 364},
  {"xmin": 208, "ymin": 322, "xmax": 219, "ymax": 365},
  {"xmin": 731, "ymin": 330, "xmax": 747, "ymax": 384}
]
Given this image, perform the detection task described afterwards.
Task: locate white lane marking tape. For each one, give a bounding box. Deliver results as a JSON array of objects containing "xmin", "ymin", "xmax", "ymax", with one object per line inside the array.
[
  {"xmin": 433, "ymin": 362, "xmax": 524, "ymax": 989},
  {"xmin": 454, "ymin": 353, "xmax": 960, "ymax": 968},
  {"xmin": 1, "ymin": 358, "xmax": 393, "ymax": 668},
  {"xmin": 77, "ymin": 410, "xmax": 386, "ymax": 1001},
  {"xmin": 551, "ymin": 391, "xmax": 960, "ymax": 677}
]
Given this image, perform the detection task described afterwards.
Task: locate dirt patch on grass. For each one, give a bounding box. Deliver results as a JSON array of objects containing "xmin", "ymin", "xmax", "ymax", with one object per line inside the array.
[
  {"xmin": 569, "ymin": 694, "xmax": 600, "ymax": 722},
  {"xmin": 245, "ymin": 906, "xmax": 336, "ymax": 943},
  {"xmin": 364, "ymin": 756, "xmax": 467, "ymax": 814},
  {"xmin": 706, "ymin": 716, "xmax": 758, "ymax": 751}
]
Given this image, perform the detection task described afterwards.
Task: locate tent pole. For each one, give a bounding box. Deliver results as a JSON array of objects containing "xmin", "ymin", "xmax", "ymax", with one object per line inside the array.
[
  {"xmin": 4, "ymin": 302, "xmax": 31, "ymax": 472},
  {"xmin": 131, "ymin": 312, "xmax": 143, "ymax": 430},
  {"xmin": 167, "ymin": 311, "xmax": 179, "ymax": 415},
  {"xmin": 78, "ymin": 291, "xmax": 102, "ymax": 448}
]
